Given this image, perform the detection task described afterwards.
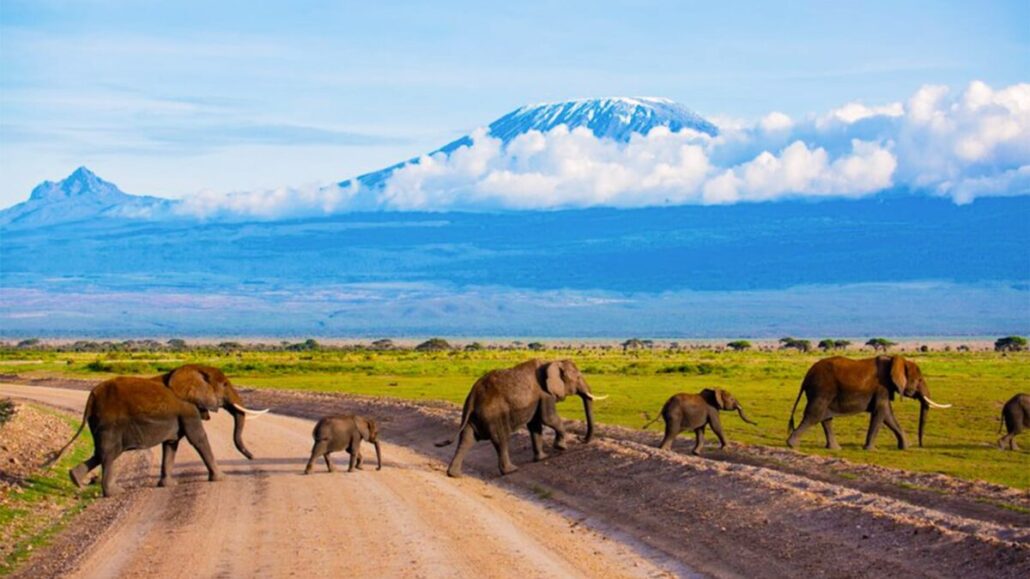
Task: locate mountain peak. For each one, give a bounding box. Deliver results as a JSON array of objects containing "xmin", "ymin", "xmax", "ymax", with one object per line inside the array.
[
  {"xmin": 488, "ymin": 96, "xmax": 719, "ymax": 143},
  {"xmin": 29, "ymin": 166, "xmax": 121, "ymax": 201}
]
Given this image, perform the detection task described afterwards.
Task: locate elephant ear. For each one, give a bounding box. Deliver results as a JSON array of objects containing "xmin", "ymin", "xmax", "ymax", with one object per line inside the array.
[
  {"xmin": 890, "ymin": 356, "xmax": 908, "ymax": 393},
  {"xmin": 166, "ymin": 366, "xmax": 220, "ymax": 412},
  {"xmin": 542, "ymin": 362, "xmax": 567, "ymax": 401},
  {"xmin": 715, "ymin": 389, "xmax": 732, "ymax": 410}
]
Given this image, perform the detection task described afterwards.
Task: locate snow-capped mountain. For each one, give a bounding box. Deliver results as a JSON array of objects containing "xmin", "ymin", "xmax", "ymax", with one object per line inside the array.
[
  {"xmin": 0, "ymin": 167, "xmax": 172, "ymax": 229},
  {"xmin": 347, "ymin": 97, "xmax": 718, "ymax": 191}
]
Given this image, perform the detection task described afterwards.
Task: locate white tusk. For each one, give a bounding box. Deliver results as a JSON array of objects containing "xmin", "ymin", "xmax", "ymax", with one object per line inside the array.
[
  {"xmin": 922, "ymin": 396, "xmax": 951, "ymax": 409},
  {"xmin": 585, "ymin": 393, "xmax": 609, "ymax": 401},
  {"xmin": 232, "ymin": 403, "xmax": 271, "ymax": 418}
]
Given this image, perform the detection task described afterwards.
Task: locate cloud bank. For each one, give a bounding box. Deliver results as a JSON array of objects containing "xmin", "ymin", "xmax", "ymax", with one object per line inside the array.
[{"xmin": 182, "ymin": 81, "xmax": 1030, "ymax": 217}]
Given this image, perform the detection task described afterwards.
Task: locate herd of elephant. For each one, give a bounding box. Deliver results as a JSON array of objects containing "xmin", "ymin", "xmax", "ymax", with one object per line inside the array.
[{"xmin": 47, "ymin": 356, "xmax": 1029, "ymax": 498}]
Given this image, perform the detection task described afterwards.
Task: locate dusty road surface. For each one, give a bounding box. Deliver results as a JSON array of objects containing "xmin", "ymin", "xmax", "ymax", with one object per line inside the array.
[{"xmin": 0, "ymin": 383, "xmax": 677, "ymax": 579}]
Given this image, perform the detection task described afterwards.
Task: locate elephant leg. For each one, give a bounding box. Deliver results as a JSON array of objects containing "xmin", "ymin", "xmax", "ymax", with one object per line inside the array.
[
  {"xmin": 355, "ymin": 449, "xmax": 365, "ymax": 470},
  {"xmin": 99, "ymin": 443, "xmax": 123, "ymax": 498},
  {"xmin": 709, "ymin": 415, "xmax": 728, "ymax": 449},
  {"xmin": 491, "ymin": 433, "xmax": 518, "ymax": 475},
  {"xmin": 692, "ymin": 428, "xmax": 705, "ymax": 455},
  {"xmin": 658, "ymin": 418, "xmax": 680, "ymax": 451},
  {"xmin": 997, "ymin": 434, "xmax": 1013, "ymax": 450},
  {"xmin": 182, "ymin": 419, "xmax": 223, "ymax": 482},
  {"xmin": 882, "ymin": 408, "xmax": 908, "ymax": 450},
  {"xmin": 539, "ymin": 400, "xmax": 567, "ymax": 450},
  {"xmin": 863, "ymin": 409, "xmax": 886, "ymax": 451},
  {"xmin": 158, "ymin": 439, "xmax": 180, "ymax": 487},
  {"xmin": 70, "ymin": 453, "xmax": 101, "ymax": 489},
  {"xmin": 347, "ymin": 449, "xmax": 358, "ymax": 472},
  {"xmin": 821, "ymin": 419, "xmax": 841, "ymax": 450},
  {"xmin": 304, "ymin": 441, "xmax": 326, "ymax": 474},
  {"xmin": 446, "ymin": 424, "xmax": 476, "ymax": 478},
  {"xmin": 324, "ymin": 452, "xmax": 336, "ymax": 472},
  {"xmin": 528, "ymin": 418, "xmax": 547, "ymax": 461},
  {"xmin": 787, "ymin": 413, "xmax": 822, "ymax": 448}
]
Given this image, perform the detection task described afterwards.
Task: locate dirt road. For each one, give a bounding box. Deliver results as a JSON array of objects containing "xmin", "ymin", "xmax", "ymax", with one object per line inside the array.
[{"xmin": 0, "ymin": 383, "xmax": 676, "ymax": 578}]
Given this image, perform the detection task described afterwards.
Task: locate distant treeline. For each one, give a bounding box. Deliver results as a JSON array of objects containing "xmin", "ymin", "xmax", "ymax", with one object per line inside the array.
[{"xmin": 2, "ymin": 336, "xmax": 1025, "ymax": 353}]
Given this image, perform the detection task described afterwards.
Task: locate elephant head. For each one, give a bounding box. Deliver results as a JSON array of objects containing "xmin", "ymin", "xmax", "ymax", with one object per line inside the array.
[
  {"xmin": 703, "ymin": 388, "xmax": 758, "ymax": 425},
  {"xmin": 158, "ymin": 365, "xmax": 269, "ymax": 459},
  {"xmin": 358, "ymin": 417, "xmax": 383, "ymax": 471},
  {"xmin": 540, "ymin": 359, "xmax": 607, "ymax": 442},
  {"xmin": 888, "ymin": 356, "xmax": 951, "ymax": 447}
]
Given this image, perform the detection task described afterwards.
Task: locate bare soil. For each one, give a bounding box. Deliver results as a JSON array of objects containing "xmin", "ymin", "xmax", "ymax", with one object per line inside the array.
[{"xmin": 2, "ymin": 377, "xmax": 1027, "ymax": 578}]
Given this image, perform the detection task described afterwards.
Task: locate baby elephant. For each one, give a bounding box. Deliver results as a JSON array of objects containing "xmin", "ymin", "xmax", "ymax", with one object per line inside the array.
[
  {"xmin": 305, "ymin": 415, "xmax": 382, "ymax": 474},
  {"xmin": 998, "ymin": 393, "xmax": 1029, "ymax": 450},
  {"xmin": 646, "ymin": 388, "xmax": 756, "ymax": 454}
]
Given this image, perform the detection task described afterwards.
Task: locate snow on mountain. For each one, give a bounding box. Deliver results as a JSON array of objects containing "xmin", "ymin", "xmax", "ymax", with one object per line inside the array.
[
  {"xmin": 348, "ymin": 97, "xmax": 718, "ymax": 192},
  {"xmin": 0, "ymin": 167, "xmax": 173, "ymax": 229}
]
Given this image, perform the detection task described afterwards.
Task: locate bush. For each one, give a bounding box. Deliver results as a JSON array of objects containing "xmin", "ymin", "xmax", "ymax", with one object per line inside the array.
[
  {"xmin": 727, "ymin": 340, "xmax": 752, "ymax": 351},
  {"xmin": 415, "ymin": 338, "xmax": 452, "ymax": 351},
  {"xmin": 527, "ymin": 342, "xmax": 545, "ymax": 351},
  {"xmin": 0, "ymin": 398, "xmax": 15, "ymax": 426},
  {"xmin": 779, "ymin": 337, "xmax": 812, "ymax": 352},
  {"xmin": 995, "ymin": 336, "xmax": 1028, "ymax": 352}
]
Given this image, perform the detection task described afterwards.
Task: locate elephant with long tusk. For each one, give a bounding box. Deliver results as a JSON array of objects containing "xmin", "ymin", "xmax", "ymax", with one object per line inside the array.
[
  {"xmin": 787, "ymin": 355, "xmax": 951, "ymax": 451},
  {"xmin": 437, "ymin": 359, "xmax": 606, "ymax": 477},
  {"xmin": 47, "ymin": 364, "xmax": 270, "ymax": 497}
]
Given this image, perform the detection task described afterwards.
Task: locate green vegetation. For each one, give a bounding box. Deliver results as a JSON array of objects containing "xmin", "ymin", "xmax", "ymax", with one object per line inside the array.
[
  {"xmin": 0, "ymin": 399, "xmax": 14, "ymax": 426},
  {"xmin": 995, "ymin": 336, "xmax": 1027, "ymax": 352},
  {"xmin": 0, "ymin": 406, "xmax": 99, "ymax": 575},
  {"xmin": 727, "ymin": 340, "xmax": 752, "ymax": 351},
  {"xmin": 1, "ymin": 345, "xmax": 1028, "ymax": 488},
  {"xmin": 865, "ymin": 337, "xmax": 897, "ymax": 352},
  {"xmin": 779, "ymin": 337, "xmax": 812, "ymax": 352}
]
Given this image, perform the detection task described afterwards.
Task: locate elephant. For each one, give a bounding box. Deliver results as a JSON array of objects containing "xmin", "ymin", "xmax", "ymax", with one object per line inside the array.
[
  {"xmin": 437, "ymin": 359, "xmax": 606, "ymax": 478},
  {"xmin": 997, "ymin": 393, "xmax": 1029, "ymax": 450},
  {"xmin": 304, "ymin": 414, "xmax": 382, "ymax": 473},
  {"xmin": 49, "ymin": 364, "xmax": 268, "ymax": 497},
  {"xmin": 786, "ymin": 356, "xmax": 951, "ymax": 451},
  {"xmin": 644, "ymin": 388, "xmax": 757, "ymax": 454}
]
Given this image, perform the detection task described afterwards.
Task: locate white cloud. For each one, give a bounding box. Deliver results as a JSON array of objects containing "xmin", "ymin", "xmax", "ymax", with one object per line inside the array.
[
  {"xmin": 175, "ymin": 182, "xmax": 358, "ymax": 219},
  {"xmin": 174, "ymin": 81, "xmax": 1030, "ymax": 216}
]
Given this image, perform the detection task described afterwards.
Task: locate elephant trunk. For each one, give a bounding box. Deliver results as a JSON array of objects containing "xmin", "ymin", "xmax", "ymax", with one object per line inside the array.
[
  {"xmin": 581, "ymin": 394, "xmax": 595, "ymax": 442},
  {"xmin": 225, "ymin": 386, "xmax": 257, "ymax": 460},
  {"xmin": 373, "ymin": 440, "xmax": 383, "ymax": 470},
  {"xmin": 736, "ymin": 406, "xmax": 758, "ymax": 425}
]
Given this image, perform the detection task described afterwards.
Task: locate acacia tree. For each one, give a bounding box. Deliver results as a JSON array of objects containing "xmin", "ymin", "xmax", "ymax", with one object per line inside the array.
[
  {"xmin": 416, "ymin": 338, "xmax": 452, "ymax": 351},
  {"xmin": 865, "ymin": 338, "xmax": 896, "ymax": 352},
  {"xmin": 995, "ymin": 336, "xmax": 1028, "ymax": 352},
  {"xmin": 727, "ymin": 340, "xmax": 752, "ymax": 351},
  {"xmin": 779, "ymin": 337, "xmax": 812, "ymax": 352}
]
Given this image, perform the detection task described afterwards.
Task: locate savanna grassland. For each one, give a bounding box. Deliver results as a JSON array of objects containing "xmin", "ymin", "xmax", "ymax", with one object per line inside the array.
[{"xmin": 1, "ymin": 345, "xmax": 1027, "ymax": 489}]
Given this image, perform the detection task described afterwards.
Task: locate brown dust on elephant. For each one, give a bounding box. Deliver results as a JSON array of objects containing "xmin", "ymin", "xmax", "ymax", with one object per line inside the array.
[
  {"xmin": 787, "ymin": 356, "xmax": 950, "ymax": 451},
  {"xmin": 305, "ymin": 414, "xmax": 383, "ymax": 473},
  {"xmin": 997, "ymin": 393, "xmax": 1029, "ymax": 450},
  {"xmin": 436, "ymin": 359, "xmax": 606, "ymax": 477},
  {"xmin": 644, "ymin": 388, "xmax": 757, "ymax": 454},
  {"xmin": 47, "ymin": 364, "xmax": 268, "ymax": 497}
]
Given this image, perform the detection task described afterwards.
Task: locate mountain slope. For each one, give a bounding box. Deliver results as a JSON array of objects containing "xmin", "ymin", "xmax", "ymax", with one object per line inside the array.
[
  {"xmin": 0, "ymin": 167, "xmax": 172, "ymax": 229},
  {"xmin": 347, "ymin": 97, "xmax": 719, "ymax": 194}
]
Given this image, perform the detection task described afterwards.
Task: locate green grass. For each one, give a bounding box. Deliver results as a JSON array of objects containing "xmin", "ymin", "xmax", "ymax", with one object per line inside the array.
[
  {"xmin": 0, "ymin": 406, "xmax": 99, "ymax": 576},
  {"xmin": 2, "ymin": 347, "xmax": 1028, "ymax": 488}
]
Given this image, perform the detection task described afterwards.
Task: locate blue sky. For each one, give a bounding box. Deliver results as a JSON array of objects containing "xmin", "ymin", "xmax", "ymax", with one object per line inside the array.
[{"xmin": 1, "ymin": 0, "xmax": 1027, "ymax": 208}]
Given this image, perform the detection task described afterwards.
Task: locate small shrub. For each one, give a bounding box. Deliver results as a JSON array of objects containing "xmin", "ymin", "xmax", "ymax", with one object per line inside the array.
[
  {"xmin": 0, "ymin": 398, "xmax": 15, "ymax": 426},
  {"xmin": 415, "ymin": 338, "xmax": 452, "ymax": 351},
  {"xmin": 995, "ymin": 336, "xmax": 1027, "ymax": 352},
  {"xmin": 727, "ymin": 340, "xmax": 752, "ymax": 351}
]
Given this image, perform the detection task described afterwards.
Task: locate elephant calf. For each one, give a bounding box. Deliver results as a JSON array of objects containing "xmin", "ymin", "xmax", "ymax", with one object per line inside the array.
[
  {"xmin": 305, "ymin": 415, "xmax": 382, "ymax": 474},
  {"xmin": 998, "ymin": 393, "xmax": 1029, "ymax": 450},
  {"xmin": 645, "ymin": 388, "xmax": 756, "ymax": 454}
]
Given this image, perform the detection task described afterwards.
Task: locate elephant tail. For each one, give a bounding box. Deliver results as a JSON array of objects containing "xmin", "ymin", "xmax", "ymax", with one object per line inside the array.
[
  {"xmin": 641, "ymin": 412, "xmax": 662, "ymax": 430},
  {"xmin": 435, "ymin": 393, "xmax": 474, "ymax": 447},
  {"xmin": 787, "ymin": 383, "xmax": 805, "ymax": 435},
  {"xmin": 42, "ymin": 392, "xmax": 93, "ymax": 468}
]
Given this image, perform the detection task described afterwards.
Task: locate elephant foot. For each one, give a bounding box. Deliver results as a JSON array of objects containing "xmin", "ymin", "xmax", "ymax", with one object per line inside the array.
[
  {"xmin": 862, "ymin": 444, "xmax": 876, "ymax": 451},
  {"xmin": 499, "ymin": 464, "xmax": 519, "ymax": 476},
  {"xmin": 533, "ymin": 452, "xmax": 549, "ymax": 462},
  {"xmin": 691, "ymin": 448, "xmax": 703, "ymax": 456},
  {"xmin": 69, "ymin": 465, "xmax": 90, "ymax": 489},
  {"xmin": 898, "ymin": 443, "xmax": 910, "ymax": 451},
  {"xmin": 554, "ymin": 440, "xmax": 568, "ymax": 451},
  {"xmin": 826, "ymin": 443, "xmax": 841, "ymax": 451},
  {"xmin": 157, "ymin": 477, "xmax": 177, "ymax": 488},
  {"xmin": 208, "ymin": 471, "xmax": 225, "ymax": 482},
  {"xmin": 446, "ymin": 468, "xmax": 463, "ymax": 478},
  {"xmin": 102, "ymin": 484, "xmax": 124, "ymax": 498},
  {"xmin": 786, "ymin": 438, "xmax": 799, "ymax": 449}
]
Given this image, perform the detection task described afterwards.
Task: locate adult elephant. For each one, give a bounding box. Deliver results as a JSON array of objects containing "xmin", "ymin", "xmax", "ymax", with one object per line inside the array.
[
  {"xmin": 786, "ymin": 356, "xmax": 950, "ymax": 450},
  {"xmin": 439, "ymin": 359, "xmax": 606, "ymax": 477},
  {"xmin": 49, "ymin": 365, "xmax": 268, "ymax": 497}
]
